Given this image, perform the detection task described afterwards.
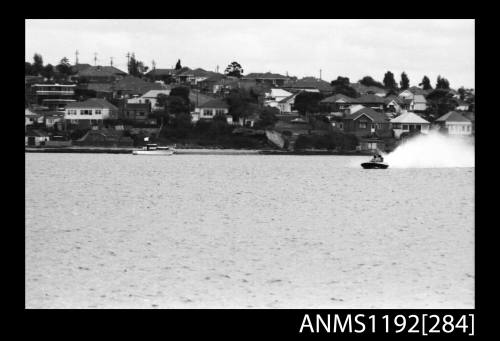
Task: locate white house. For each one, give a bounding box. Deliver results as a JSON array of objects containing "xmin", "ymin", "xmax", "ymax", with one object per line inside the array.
[
  {"xmin": 127, "ymin": 89, "xmax": 171, "ymax": 111},
  {"xmin": 397, "ymin": 90, "xmax": 428, "ymax": 112},
  {"xmin": 412, "ymin": 94, "xmax": 428, "ymax": 112},
  {"xmin": 64, "ymin": 98, "xmax": 118, "ymax": 124},
  {"xmin": 25, "ymin": 108, "xmax": 42, "ymax": 129},
  {"xmin": 192, "ymin": 99, "xmax": 232, "ymax": 123},
  {"xmin": 390, "ymin": 112, "xmax": 430, "ymax": 138},
  {"xmin": 277, "ymin": 93, "xmax": 299, "ymax": 114},
  {"xmin": 434, "ymin": 111, "xmax": 472, "ymax": 136},
  {"xmin": 43, "ymin": 112, "xmax": 65, "ymax": 129},
  {"xmin": 264, "ymin": 88, "xmax": 293, "ymax": 108}
]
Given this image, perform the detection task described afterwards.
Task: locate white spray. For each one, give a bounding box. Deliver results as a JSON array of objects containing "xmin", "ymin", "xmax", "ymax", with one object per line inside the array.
[{"xmin": 384, "ymin": 131, "xmax": 475, "ymax": 168}]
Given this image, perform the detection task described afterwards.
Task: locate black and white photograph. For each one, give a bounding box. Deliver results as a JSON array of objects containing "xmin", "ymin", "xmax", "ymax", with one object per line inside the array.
[{"xmin": 25, "ymin": 19, "xmax": 475, "ymax": 310}]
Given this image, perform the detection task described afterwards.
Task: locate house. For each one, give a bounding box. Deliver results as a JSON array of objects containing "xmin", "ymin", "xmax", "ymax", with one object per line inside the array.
[
  {"xmin": 189, "ymin": 91, "xmax": 217, "ymax": 108},
  {"xmin": 79, "ymin": 83, "xmax": 114, "ymax": 100},
  {"xmin": 30, "ymin": 83, "xmax": 77, "ymax": 111},
  {"xmin": 65, "ymin": 98, "xmax": 118, "ymax": 127},
  {"xmin": 242, "ymin": 72, "xmax": 289, "ymax": 87},
  {"xmin": 197, "ymin": 74, "xmax": 234, "ymax": 94},
  {"xmin": 70, "ymin": 63, "xmax": 92, "ymax": 74},
  {"xmin": 434, "ymin": 111, "xmax": 473, "ymax": 136},
  {"xmin": 412, "ymin": 94, "xmax": 428, "ymax": 112},
  {"xmin": 398, "ymin": 90, "xmax": 428, "ymax": 112},
  {"xmin": 192, "ymin": 98, "xmax": 231, "ymax": 123},
  {"xmin": 282, "ymin": 77, "xmax": 333, "ymax": 95},
  {"xmin": 144, "ymin": 68, "xmax": 176, "ymax": 82},
  {"xmin": 25, "ymin": 129, "xmax": 50, "ymax": 146},
  {"xmin": 25, "ymin": 108, "xmax": 42, "ymax": 130},
  {"xmin": 175, "ymin": 68, "xmax": 220, "ymax": 85},
  {"xmin": 390, "ymin": 112, "xmax": 430, "ymax": 138},
  {"xmin": 75, "ymin": 65, "xmax": 128, "ymax": 83},
  {"xmin": 112, "ymin": 76, "xmax": 167, "ymax": 98},
  {"xmin": 461, "ymin": 111, "xmax": 475, "ymax": 135},
  {"xmin": 121, "ymin": 102, "xmax": 152, "ymax": 122},
  {"xmin": 350, "ymin": 83, "xmax": 387, "ymax": 97},
  {"xmin": 383, "ymin": 95, "xmax": 403, "ymax": 115},
  {"xmin": 355, "ymin": 94, "xmax": 386, "ymax": 111},
  {"xmin": 342, "ymin": 106, "xmax": 392, "ymax": 138},
  {"xmin": 41, "ymin": 111, "xmax": 65, "ymax": 129},
  {"xmin": 264, "ymin": 88, "xmax": 293, "ymax": 108},
  {"xmin": 127, "ymin": 89, "xmax": 172, "ymax": 111},
  {"xmin": 278, "ymin": 93, "xmax": 300, "ymax": 114},
  {"xmin": 320, "ymin": 94, "xmax": 358, "ymax": 114},
  {"xmin": 238, "ymin": 112, "xmax": 260, "ymax": 127},
  {"xmin": 456, "ymin": 100, "xmax": 471, "ymax": 111}
]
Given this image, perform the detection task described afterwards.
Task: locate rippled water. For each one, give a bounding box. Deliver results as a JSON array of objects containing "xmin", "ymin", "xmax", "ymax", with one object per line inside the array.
[{"xmin": 25, "ymin": 153, "xmax": 474, "ymax": 308}]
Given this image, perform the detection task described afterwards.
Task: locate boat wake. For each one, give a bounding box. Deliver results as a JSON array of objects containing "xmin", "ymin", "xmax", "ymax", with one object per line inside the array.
[{"xmin": 384, "ymin": 132, "xmax": 475, "ymax": 168}]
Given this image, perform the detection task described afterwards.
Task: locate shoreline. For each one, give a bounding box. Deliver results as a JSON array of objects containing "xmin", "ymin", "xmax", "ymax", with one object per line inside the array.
[{"xmin": 25, "ymin": 146, "xmax": 376, "ymax": 156}]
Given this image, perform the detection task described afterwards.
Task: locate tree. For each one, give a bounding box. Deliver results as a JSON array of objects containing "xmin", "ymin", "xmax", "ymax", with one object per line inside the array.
[
  {"xmin": 436, "ymin": 75, "xmax": 450, "ymax": 89},
  {"xmin": 458, "ymin": 87, "xmax": 466, "ymax": 101},
  {"xmin": 25, "ymin": 62, "xmax": 32, "ymax": 75},
  {"xmin": 400, "ymin": 72, "xmax": 410, "ymax": 90},
  {"xmin": 175, "ymin": 59, "xmax": 182, "ymax": 70},
  {"xmin": 383, "ymin": 71, "xmax": 397, "ymax": 90},
  {"xmin": 56, "ymin": 57, "xmax": 72, "ymax": 77},
  {"xmin": 294, "ymin": 92, "xmax": 324, "ymax": 116},
  {"xmin": 225, "ymin": 88, "xmax": 258, "ymax": 122},
  {"xmin": 224, "ymin": 61, "xmax": 244, "ymax": 78},
  {"xmin": 419, "ymin": 75, "xmax": 432, "ymax": 90},
  {"xmin": 424, "ymin": 89, "xmax": 458, "ymax": 121},
  {"xmin": 32, "ymin": 53, "xmax": 44, "ymax": 75},
  {"xmin": 256, "ymin": 106, "xmax": 279, "ymax": 128},
  {"xmin": 128, "ymin": 53, "xmax": 146, "ymax": 78},
  {"xmin": 330, "ymin": 76, "xmax": 359, "ymax": 98},
  {"xmin": 359, "ymin": 76, "xmax": 385, "ymax": 88},
  {"xmin": 41, "ymin": 64, "xmax": 55, "ymax": 80},
  {"xmin": 170, "ymin": 86, "xmax": 190, "ymax": 104}
]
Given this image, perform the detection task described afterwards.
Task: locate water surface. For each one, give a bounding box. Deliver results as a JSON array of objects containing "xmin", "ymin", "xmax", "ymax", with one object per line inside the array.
[{"xmin": 25, "ymin": 153, "xmax": 474, "ymax": 308}]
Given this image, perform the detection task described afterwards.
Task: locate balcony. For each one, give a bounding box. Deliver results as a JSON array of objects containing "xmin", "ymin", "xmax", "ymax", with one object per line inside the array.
[{"xmin": 36, "ymin": 91, "xmax": 75, "ymax": 95}]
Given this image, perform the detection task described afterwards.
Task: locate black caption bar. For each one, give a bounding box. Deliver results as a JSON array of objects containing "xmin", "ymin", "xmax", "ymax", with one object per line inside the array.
[{"xmin": 24, "ymin": 309, "xmax": 477, "ymax": 337}]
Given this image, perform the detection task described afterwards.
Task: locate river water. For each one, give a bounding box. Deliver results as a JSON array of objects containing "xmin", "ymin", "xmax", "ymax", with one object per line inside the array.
[{"xmin": 25, "ymin": 153, "xmax": 474, "ymax": 308}]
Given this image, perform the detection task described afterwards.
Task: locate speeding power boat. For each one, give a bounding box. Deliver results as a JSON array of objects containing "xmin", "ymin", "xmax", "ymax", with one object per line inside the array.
[
  {"xmin": 132, "ymin": 144, "xmax": 175, "ymax": 155},
  {"xmin": 361, "ymin": 154, "xmax": 389, "ymax": 169}
]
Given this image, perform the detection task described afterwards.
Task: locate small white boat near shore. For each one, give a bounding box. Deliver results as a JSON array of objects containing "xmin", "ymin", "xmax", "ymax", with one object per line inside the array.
[{"xmin": 132, "ymin": 144, "xmax": 175, "ymax": 155}]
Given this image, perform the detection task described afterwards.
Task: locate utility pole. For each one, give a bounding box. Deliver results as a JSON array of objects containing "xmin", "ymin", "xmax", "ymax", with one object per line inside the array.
[
  {"xmin": 126, "ymin": 52, "xmax": 131, "ymax": 68},
  {"xmin": 94, "ymin": 52, "xmax": 98, "ymax": 66},
  {"xmin": 110, "ymin": 56, "xmax": 114, "ymax": 66},
  {"xmin": 320, "ymin": 69, "xmax": 322, "ymax": 81},
  {"xmin": 75, "ymin": 50, "xmax": 79, "ymax": 65},
  {"xmin": 152, "ymin": 60, "xmax": 156, "ymax": 70}
]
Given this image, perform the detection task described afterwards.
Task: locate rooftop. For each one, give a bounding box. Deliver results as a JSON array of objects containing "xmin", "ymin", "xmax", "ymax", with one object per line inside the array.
[
  {"xmin": 244, "ymin": 72, "xmax": 288, "ymax": 80},
  {"xmin": 390, "ymin": 111, "xmax": 430, "ymax": 124},
  {"xmin": 78, "ymin": 65, "xmax": 127, "ymax": 77},
  {"xmin": 198, "ymin": 98, "xmax": 229, "ymax": 109},
  {"xmin": 66, "ymin": 98, "xmax": 118, "ymax": 110},
  {"xmin": 346, "ymin": 106, "xmax": 389, "ymax": 123},
  {"xmin": 435, "ymin": 111, "xmax": 472, "ymax": 123}
]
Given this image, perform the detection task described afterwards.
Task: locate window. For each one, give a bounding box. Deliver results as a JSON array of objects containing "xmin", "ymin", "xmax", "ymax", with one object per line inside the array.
[
  {"xmin": 67, "ymin": 109, "xmax": 77, "ymax": 115},
  {"xmin": 359, "ymin": 122, "xmax": 367, "ymax": 129},
  {"xmin": 403, "ymin": 124, "xmax": 409, "ymax": 130},
  {"xmin": 215, "ymin": 109, "xmax": 225, "ymax": 115},
  {"xmin": 339, "ymin": 123, "xmax": 343, "ymax": 129},
  {"xmin": 95, "ymin": 110, "xmax": 102, "ymax": 115},
  {"xmin": 80, "ymin": 109, "xmax": 92, "ymax": 115},
  {"xmin": 204, "ymin": 109, "xmax": 213, "ymax": 116}
]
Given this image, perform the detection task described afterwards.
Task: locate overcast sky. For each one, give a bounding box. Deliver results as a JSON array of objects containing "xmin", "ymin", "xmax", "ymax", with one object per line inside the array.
[{"xmin": 25, "ymin": 19, "xmax": 475, "ymax": 88}]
